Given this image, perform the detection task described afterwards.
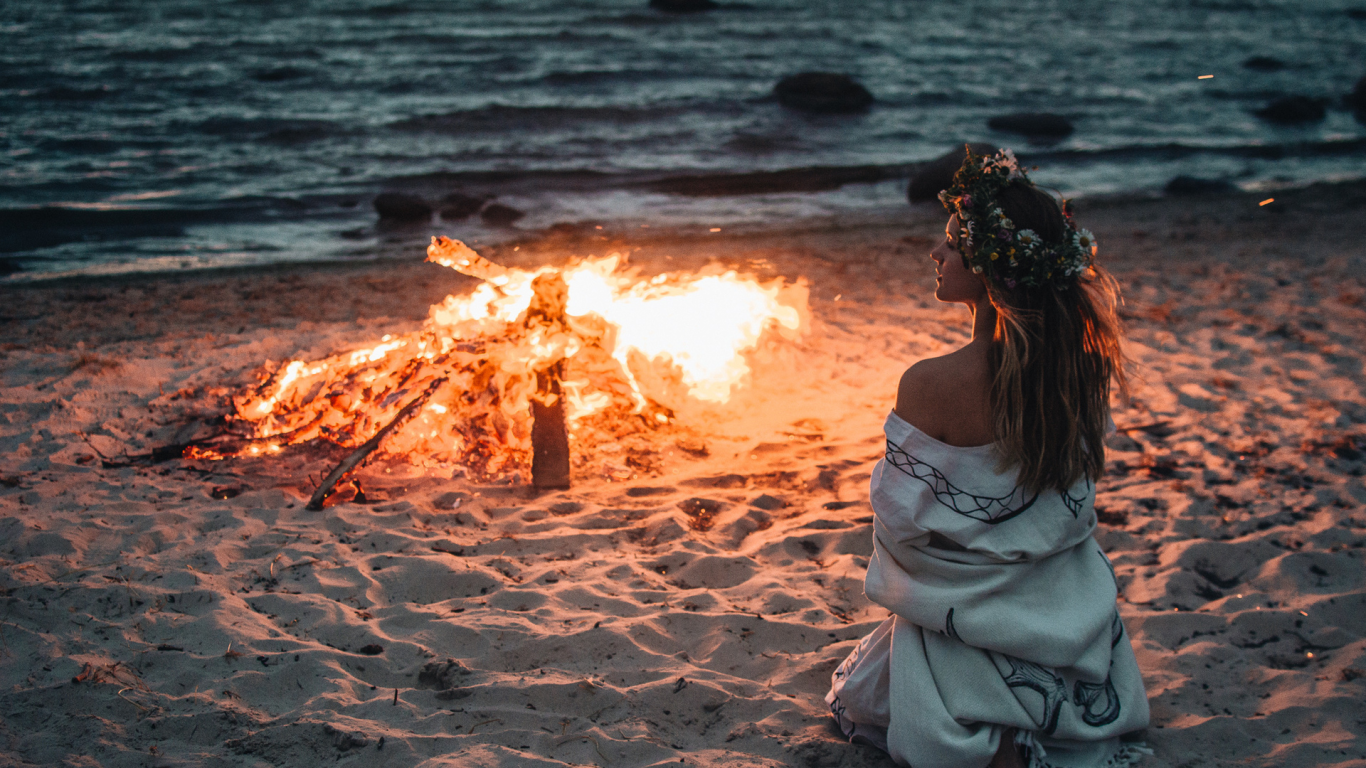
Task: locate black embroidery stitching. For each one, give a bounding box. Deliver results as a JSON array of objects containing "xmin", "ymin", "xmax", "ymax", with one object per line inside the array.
[
  {"xmin": 828, "ymin": 694, "xmax": 858, "ymax": 740},
  {"xmin": 995, "ymin": 653, "xmax": 1068, "ymax": 735},
  {"xmin": 1073, "ymin": 676, "xmax": 1122, "ymax": 727},
  {"xmin": 945, "ymin": 607, "xmax": 961, "ymax": 641},
  {"xmin": 885, "ymin": 441, "xmax": 1039, "ymax": 524},
  {"xmin": 1060, "ymin": 477, "xmax": 1091, "ymax": 518}
]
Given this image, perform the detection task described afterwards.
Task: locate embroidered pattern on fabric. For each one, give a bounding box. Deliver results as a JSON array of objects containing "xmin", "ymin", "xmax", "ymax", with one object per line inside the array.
[
  {"xmin": 885, "ymin": 441, "xmax": 1039, "ymax": 524},
  {"xmin": 1060, "ymin": 478, "xmax": 1091, "ymax": 518},
  {"xmin": 945, "ymin": 607, "xmax": 962, "ymax": 641},
  {"xmin": 828, "ymin": 695, "xmax": 857, "ymax": 740},
  {"xmin": 1073, "ymin": 676, "xmax": 1122, "ymax": 727},
  {"xmin": 993, "ymin": 653, "xmax": 1068, "ymax": 735},
  {"xmin": 1071, "ymin": 612, "xmax": 1126, "ymax": 727}
]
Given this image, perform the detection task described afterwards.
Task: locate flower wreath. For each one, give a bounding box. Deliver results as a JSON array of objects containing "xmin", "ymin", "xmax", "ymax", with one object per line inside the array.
[{"xmin": 937, "ymin": 146, "xmax": 1096, "ymax": 290}]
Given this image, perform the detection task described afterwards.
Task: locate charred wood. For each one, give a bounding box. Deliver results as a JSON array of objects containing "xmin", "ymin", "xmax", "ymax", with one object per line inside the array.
[{"xmin": 306, "ymin": 377, "xmax": 446, "ymax": 511}]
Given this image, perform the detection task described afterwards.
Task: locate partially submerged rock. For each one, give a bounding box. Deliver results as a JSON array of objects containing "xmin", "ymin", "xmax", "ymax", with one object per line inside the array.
[
  {"xmin": 1242, "ymin": 56, "xmax": 1286, "ymax": 71},
  {"xmin": 439, "ymin": 192, "xmax": 488, "ymax": 221},
  {"xmin": 774, "ymin": 72, "xmax": 874, "ymax": 114},
  {"xmin": 649, "ymin": 0, "xmax": 718, "ymax": 11},
  {"xmin": 1350, "ymin": 76, "xmax": 1366, "ymax": 123},
  {"xmin": 1255, "ymin": 95, "xmax": 1326, "ymax": 124},
  {"xmin": 480, "ymin": 202, "xmax": 525, "ymax": 227},
  {"xmin": 987, "ymin": 112, "xmax": 1074, "ymax": 140},
  {"xmin": 373, "ymin": 192, "xmax": 432, "ymax": 223}
]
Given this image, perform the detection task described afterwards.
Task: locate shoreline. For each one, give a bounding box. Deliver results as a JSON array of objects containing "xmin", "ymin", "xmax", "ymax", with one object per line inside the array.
[
  {"xmin": 1, "ymin": 181, "xmax": 1365, "ymax": 766},
  {"xmin": 5, "ymin": 170, "xmax": 1366, "ymax": 286}
]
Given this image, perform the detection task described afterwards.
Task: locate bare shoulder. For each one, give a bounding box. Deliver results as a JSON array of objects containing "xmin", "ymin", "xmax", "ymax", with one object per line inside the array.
[
  {"xmin": 894, "ymin": 348, "xmax": 993, "ymax": 446},
  {"xmin": 896, "ymin": 354, "xmax": 948, "ymax": 408}
]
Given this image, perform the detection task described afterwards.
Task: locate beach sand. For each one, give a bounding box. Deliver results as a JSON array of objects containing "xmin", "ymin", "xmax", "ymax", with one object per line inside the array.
[{"xmin": 2, "ymin": 182, "xmax": 1365, "ymax": 767}]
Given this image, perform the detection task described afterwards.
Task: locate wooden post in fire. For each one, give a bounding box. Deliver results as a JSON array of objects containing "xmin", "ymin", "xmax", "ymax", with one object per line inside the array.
[{"xmin": 525, "ymin": 271, "xmax": 571, "ymax": 489}]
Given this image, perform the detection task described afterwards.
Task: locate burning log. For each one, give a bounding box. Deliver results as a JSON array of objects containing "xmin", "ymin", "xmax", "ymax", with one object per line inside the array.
[
  {"xmin": 306, "ymin": 377, "xmax": 447, "ymax": 511},
  {"xmin": 430, "ymin": 235, "xmax": 574, "ymax": 488},
  {"xmin": 426, "ymin": 236, "xmax": 510, "ymax": 284},
  {"xmin": 526, "ymin": 271, "xmax": 572, "ymax": 489}
]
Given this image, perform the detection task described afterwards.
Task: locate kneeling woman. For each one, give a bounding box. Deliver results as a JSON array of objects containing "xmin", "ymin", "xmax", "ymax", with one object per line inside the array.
[{"xmin": 827, "ymin": 149, "xmax": 1149, "ymax": 768}]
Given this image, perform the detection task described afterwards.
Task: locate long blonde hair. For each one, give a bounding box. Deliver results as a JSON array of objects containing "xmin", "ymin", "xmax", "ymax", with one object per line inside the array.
[{"xmin": 985, "ymin": 183, "xmax": 1128, "ymax": 495}]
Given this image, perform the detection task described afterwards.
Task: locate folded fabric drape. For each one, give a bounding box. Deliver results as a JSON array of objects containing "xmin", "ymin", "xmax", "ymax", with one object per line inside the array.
[{"xmin": 827, "ymin": 411, "xmax": 1150, "ymax": 768}]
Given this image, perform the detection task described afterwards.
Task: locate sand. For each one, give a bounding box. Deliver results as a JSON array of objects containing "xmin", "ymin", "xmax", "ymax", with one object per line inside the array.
[{"xmin": 2, "ymin": 182, "xmax": 1365, "ymax": 768}]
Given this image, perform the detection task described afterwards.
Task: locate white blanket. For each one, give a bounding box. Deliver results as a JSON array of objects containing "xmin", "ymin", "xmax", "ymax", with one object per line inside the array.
[{"xmin": 827, "ymin": 411, "xmax": 1149, "ymax": 768}]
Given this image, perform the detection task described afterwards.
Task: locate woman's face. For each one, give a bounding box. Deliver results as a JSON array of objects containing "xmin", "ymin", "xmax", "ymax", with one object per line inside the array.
[{"xmin": 931, "ymin": 214, "xmax": 986, "ymax": 304}]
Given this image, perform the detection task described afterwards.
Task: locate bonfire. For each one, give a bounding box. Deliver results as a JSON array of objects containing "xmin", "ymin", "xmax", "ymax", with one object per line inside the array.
[{"xmin": 188, "ymin": 237, "xmax": 808, "ymax": 507}]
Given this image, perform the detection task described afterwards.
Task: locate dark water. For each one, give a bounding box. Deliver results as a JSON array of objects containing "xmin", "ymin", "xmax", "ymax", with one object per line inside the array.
[{"xmin": 3, "ymin": 0, "xmax": 1364, "ymax": 277}]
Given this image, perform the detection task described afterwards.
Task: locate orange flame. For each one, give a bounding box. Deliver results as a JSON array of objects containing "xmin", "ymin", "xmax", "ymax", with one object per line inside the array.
[{"xmin": 208, "ymin": 243, "xmax": 808, "ymax": 479}]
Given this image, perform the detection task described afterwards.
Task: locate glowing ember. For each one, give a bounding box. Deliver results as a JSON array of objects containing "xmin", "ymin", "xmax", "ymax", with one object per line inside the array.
[{"xmin": 193, "ymin": 238, "xmax": 808, "ymax": 480}]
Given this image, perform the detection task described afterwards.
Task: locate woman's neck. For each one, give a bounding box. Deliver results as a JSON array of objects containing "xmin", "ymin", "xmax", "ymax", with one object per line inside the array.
[{"xmin": 968, "ymin": 295, "xmax": 997, "ymax": 346}]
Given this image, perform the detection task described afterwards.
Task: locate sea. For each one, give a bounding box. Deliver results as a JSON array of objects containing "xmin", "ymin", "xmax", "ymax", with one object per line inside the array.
[{"xmin": 2, "ymin": 0, "xmax": 1364, "ymax": 279}]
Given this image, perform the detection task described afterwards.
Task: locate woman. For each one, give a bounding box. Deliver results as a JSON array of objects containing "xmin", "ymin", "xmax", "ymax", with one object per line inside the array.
[{"xmin": 826, "ymin": 148, "xmax": 1150, "ymax": 768}]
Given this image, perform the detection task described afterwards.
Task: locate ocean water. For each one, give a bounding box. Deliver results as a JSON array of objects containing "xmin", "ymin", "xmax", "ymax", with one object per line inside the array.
[{"xmin": 2, "ymin": 0, "xmax": 1364, "ymax": 278}]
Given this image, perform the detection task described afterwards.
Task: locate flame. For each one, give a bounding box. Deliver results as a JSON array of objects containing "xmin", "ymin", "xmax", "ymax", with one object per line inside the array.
[{"xmin": 208, "ymin": 250, "xmax": 808, "ymax": 479}]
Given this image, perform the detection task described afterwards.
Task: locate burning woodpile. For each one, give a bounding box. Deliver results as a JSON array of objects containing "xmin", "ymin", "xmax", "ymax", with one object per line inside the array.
[{"xmin": 187, "ymin": 237, "xmax": 808, "ymax": 505}]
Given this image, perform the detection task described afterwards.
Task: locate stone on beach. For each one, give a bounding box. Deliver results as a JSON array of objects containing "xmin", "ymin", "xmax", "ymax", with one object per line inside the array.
[
  {"xmin": 438, "ymin": 192, "xmax": 489, "ymax": 221},
  {"xmin": 773, "ymin": 72, "xmax": 874, "ymax": 114},
  {"xmin": 373, "ymin": 192, "xmax": 433, "ymax": 223},
  {"xmin": 479, "ymin": 202, "xmax": 525, "ymax": 227}
]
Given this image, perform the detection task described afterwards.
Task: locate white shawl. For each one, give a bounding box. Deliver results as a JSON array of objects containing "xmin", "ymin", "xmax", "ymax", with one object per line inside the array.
[{"xmin": 836, "ymin": 411, "xmax": 1149, "ymax": 768}]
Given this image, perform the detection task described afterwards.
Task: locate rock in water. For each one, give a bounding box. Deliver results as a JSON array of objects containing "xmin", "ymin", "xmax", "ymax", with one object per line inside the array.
[
  {"xmin": 480, "ymin": 203, "xmax": 525, "ymax": 227},
  {"xmin": 1242, "ymin": 56, "xmax": 1286, "ymax": 71},
  {"xmin": 774, "ymin": 72, "xmax": 874, "ymax": 114},
  {"xmin": 439, "ymin": 192, "xmax": 487, "ymax": 221},
  {"xmin": 907, "ymin": 143, "xmax": 999, "ymax": 203},
  {"xmin": 373, "ymin": 192, "xmax": 432, "ymax": 223},
  {"xmin": 1255, "ymin": 96, "xmax": 1326, "ymax": 124},
  {"xmin": 987, "ymin": 113, "xmax": 1074, "ymax": 140},
  {"xmin": 1164, "ymin": 176, "xmax": 1237, "ymax": 197},
  {"xmin": 649, "ymin": 0, "xmax": 718, "ymax": 11}
]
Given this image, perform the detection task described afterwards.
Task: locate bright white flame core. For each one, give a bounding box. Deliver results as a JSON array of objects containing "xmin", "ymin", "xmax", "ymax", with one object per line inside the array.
[{"xmin": 430, "ymin": 254, "xmax": 804, "ymax": 403}]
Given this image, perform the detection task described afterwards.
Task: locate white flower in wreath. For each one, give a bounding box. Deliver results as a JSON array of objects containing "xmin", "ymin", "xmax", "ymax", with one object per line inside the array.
[
  {"xmin": 1016, "ymin": 229, "xmax": 1038, "ymax": 246},
  {"xmin": 998, "ymin": 148, "xmax": 1021, "ymax": 177},
  {"xmin": 1074, "ymin": 228, "xmax": 1098, "ymax": 256}
]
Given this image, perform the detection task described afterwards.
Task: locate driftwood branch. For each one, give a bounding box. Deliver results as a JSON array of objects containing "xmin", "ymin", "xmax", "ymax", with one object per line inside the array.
[
  {"xmin": 306, "ymin": 378, "xmax": 447, "ymax": 511},
  {"xmin": 426, "ymin": 236, "xmax": 510, "ymax": 284}
]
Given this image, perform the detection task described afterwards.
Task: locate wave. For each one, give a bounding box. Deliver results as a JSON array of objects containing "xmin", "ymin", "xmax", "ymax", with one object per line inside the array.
[
  {"xmin": 188, "ymin": 117, "xmax": 347, "ymax": 144},
  {"xmin": 387, "ymin": 103, "xmax": 702, "ymax": 134},
  {"xmin": 0, "ymin": 198, "xmax": 311, "ymax": 254}
]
